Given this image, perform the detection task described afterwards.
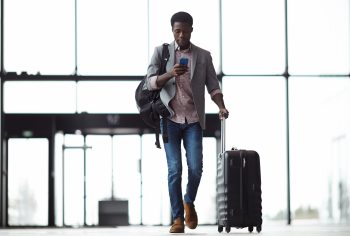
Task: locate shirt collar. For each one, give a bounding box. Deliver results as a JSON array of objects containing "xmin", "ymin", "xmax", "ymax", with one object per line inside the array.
[{"xmin": 174, "ymin": 41, "xmax": 192, "ymax": 52}]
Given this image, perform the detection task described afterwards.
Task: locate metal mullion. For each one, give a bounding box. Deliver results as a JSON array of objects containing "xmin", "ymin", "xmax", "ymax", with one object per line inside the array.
[{"xmin": 284, "ymin": 0, "xmax": 291, "ymax": 226}]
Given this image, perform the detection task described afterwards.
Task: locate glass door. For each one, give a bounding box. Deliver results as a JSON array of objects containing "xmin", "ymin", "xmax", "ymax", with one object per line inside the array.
[
  {"xmin": 61, "ymin": 134, "xmax": 89, "ymax": 226},
  {"xmin": 55, "ymin": 133, "xmax": 113, "ymax": 226},
  {"xmin": 85, "ymin": 135, "xmax": 113, "ymax": 225}
]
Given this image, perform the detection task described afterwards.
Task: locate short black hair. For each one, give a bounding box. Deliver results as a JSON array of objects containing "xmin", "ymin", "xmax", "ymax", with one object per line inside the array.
[{"xmin": 170, "ymin": 11, "xmax": 193, "ymax": 27}]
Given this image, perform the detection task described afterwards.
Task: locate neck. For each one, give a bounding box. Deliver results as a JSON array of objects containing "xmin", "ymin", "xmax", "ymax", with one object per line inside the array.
[{"xmin": 179, "ymin": 44, "xmax": 190, "ymax": 51}]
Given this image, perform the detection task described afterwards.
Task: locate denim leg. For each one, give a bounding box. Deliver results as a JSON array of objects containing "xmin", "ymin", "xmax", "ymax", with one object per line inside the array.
[
  {"xmin": 162, "ymin": 119, "xmax": 184, "ymax": 220},
  {"xmin": 183, "ymin": 122, "xmax": 203, "ymax": 205}
]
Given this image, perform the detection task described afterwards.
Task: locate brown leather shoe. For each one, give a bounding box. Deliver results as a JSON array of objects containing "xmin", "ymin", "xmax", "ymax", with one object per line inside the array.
[
  {"xmin": 184, "ymin": 201, "xmax": 198, "ymax": 229},
  {"xmin": 169, "ymin": 217, "xmax": 184, "ymax": 233}
]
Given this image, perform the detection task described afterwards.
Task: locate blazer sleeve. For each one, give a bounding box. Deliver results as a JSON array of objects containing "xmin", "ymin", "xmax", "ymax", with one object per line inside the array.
[
  {"xmin": 145, "ymin": 46, "xmax": 162, "ymax": 90},
  {"xmin": 205, "ymin": 52, "xmax": 221, "ymax": 94}
]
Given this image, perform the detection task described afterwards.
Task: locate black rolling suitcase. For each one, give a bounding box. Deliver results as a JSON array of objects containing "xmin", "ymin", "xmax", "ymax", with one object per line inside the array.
[{"xmin": 217, "ymin": 120, "xmax": 262, "ymax": 233}]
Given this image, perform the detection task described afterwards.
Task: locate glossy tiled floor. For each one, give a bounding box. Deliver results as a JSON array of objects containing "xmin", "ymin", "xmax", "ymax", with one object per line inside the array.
[{"xmin": 1, "ymin": 224, "xmax": 350, "ymax": 236}]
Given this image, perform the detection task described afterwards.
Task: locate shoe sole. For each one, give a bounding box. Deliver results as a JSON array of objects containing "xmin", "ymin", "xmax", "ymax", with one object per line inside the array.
[
  {"xmin": 169, "ymin": 229, "xmax": 185, "ymax": 233},
  {"xmin": 186, "ymin": 223, "xmax": 197, "ymax": 229}
]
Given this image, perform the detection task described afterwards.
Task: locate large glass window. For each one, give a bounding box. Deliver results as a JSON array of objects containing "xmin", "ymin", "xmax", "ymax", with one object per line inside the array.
[
  {"xmin": 77, "ymin": 81, "xmax": 139, "ymax": 114},
  {"xmin": 3, "ymin": 81, "xmax": 76, "ymax": 113},
  {"xmin": 4, "ymin": 0, "xmax": 222, "ymax": 76},
  {"xmin": 288, "ymin": 0, "xmax": 350, "ymax": 75},
  {"xmin": 77, "ymin": 0, "xmax": 148, "ymax": 75},
  {"xmin": 221, "ymin": 0, "xmax": 286, "ymax": 75},
  {"xmin": 4, "ymin": 0, "xmax": 75, "ymax": 75},
  {"xmin": 289, "ymin": 77, "xmax": 350, "ymax": 223},
  {"xmin": 8, "ymin": 138, "xmax": 48, "ymax": 226},
  {"xmin": 223, "ymin": 76, "xmax": 287, "ymax": 221}
]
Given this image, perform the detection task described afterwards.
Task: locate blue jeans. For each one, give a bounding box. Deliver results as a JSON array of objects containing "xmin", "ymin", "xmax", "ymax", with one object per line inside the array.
[{"xmin": 161, "ymin": 119, "xmax": 203, "ymax": 221}]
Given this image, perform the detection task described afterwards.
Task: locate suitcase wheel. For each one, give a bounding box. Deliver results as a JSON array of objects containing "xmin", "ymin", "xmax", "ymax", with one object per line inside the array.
[
  {"xmin": 225, "ymin": 226, "xmax": 231, "ymax": 233},
  {"xmin": 248, "ymin": 226, "xmax": 254, "ymax": 233},
  {"xmin": 257, "ymin": 225, "xmax": 262, "ymax": 233},
  {"xmin": 218, "ymin": 225, "xmax": 223, "ymax": 233}
]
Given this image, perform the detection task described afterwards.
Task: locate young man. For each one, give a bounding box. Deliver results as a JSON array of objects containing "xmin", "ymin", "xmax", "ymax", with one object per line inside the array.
[{"xmin": 146, "ymin": 11, "xmax": 229, "ymax": 233}]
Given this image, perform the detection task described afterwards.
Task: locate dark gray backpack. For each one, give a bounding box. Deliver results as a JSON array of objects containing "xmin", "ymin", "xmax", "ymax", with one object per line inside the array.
[{"xmin": 135, "ymin": 43, "xmax": 170, "ymax": 148}]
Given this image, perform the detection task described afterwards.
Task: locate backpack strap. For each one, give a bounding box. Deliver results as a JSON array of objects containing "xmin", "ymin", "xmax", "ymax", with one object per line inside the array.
[
  {"xmin": 160, "ymin": 43, "xmax": 170, "ymax": 74},
  {"xmin": 162, "ymin": 118, "xmax": 168, "ymax": 144},
  {"xmin": 160, "ymin": 43, "xmax": 169, "ymax": 145},
  {"xmin": 154, "ymin": 43, "xmax": 170, "ymax": 148},
  {"xmin": 155, "ymin": 126, "xmax": 161, "ymax": 149}
]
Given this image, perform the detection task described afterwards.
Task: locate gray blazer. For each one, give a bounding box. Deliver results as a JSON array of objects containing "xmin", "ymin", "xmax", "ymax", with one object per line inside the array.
[{"xmin": 146, "ymin": 41, "xmax": 221, "ymax": 130}]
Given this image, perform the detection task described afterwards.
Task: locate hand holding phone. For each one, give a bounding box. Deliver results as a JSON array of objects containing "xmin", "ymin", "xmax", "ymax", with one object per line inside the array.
[{"xmin": 179, "ymin": 57, "xmax": 189, "ymax": 66}]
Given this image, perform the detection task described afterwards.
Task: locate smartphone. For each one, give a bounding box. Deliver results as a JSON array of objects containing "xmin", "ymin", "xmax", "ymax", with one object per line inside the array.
[{"xmin": 179, "ymin": 57, "xmax": 189, "ymax": 66}]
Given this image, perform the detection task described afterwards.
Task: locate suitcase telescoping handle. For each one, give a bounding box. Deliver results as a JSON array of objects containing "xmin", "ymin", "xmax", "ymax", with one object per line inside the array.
[
  {"xmin": 221, "ymin": 118, "xmax": 237, "ymax": 154},
  {"xmin": 221, "ymin": 118, "xmax": 226, "ymax": 154}
]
